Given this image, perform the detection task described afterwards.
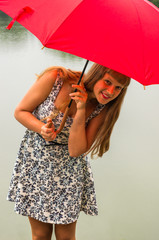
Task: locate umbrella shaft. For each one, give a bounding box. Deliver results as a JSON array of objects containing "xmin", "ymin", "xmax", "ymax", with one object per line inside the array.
[{"xmin": 68, "ymin": 60, "xmax": 89, "ymax": 108}]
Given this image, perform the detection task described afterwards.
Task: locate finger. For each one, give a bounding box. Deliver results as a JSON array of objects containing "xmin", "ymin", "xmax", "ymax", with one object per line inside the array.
[
  {"xmin": 44, "ymin": 132, "xmax": 56, "ymax": 141},
  {"xmin": 72, "ymin": 84, "xmax": 86, "ymax": 93},
  {"xmin": 41, "ymin": 126, "xmax": 53, "ymax": 135},
  {"xmin": 41, "ymin": 132, "xmax": 51, "ymax": 139},
  {"xmin": 69, "ymin": 92, "xmax": 87, "ymax": 98},
  {"xmin": 45, "ymin": 128, "xmax": 53, "ymax": 133},
  {"xmin": 70, "ymin": 96, "xmax": 87, "ymax": 103},
  {"xmin": 45, "ymin": 120, "xmax": 55, "ymax": 131},
  {"xmin": 43, "ymin": 134, "xmax": 53, "ymax": 141},
  {"xmin": 46, "ymin": 118, "xmax": 53, "ymax": 128},
  {"xmin": 70, "ymin": 95, "xmax": 87, "ymax": 101},
  {"xmin": 46, "ymin": 123, "xmax": 52, "ymax": 128}
]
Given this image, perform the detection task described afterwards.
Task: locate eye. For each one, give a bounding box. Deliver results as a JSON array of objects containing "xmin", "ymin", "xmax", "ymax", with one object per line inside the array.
[
  {"xmin": 104, "ymin": 79, "xmax": 111, "ymax": 85},
  {"xmin": 116, "ymin": 86, "xmax": 122, "ymax": 91}
]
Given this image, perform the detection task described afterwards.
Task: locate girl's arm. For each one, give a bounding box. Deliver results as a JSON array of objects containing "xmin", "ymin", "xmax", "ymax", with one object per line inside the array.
[
  {"xmin": 14, "ymin": 70, "xmax": 57, "ymax": 136},
  {"xmin": 68, "ymin": 85, "xmax": 105, "ymax": 157}
]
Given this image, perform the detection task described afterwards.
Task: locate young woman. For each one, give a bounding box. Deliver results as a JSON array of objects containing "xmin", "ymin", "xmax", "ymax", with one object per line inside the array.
[{"xmin": 7, "ymin": 63, "xmax": 130, "ymax": 240}]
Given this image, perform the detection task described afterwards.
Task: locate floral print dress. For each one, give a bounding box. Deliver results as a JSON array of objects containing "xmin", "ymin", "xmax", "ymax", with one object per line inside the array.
[{"xmin": 7, "ymin": 74, "xmax": 105, "ymax": 224}]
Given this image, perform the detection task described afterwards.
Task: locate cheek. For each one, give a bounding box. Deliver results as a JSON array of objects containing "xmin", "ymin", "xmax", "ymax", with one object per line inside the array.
[
  {"xmin": 94, "ymin": 81, "xmax": 105, "ymax": 92},
  {"xmin": 114, "ymin": 90, "xmax": 121, "ymax": 99},
  {"xmin": 93, "ymin": 83, "xmax": 99, "ymax": 95}
]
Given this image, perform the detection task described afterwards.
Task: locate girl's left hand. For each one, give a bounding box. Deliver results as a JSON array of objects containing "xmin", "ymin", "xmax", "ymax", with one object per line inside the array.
[
  {"xmin": 69, "ymin": 84, "xmax": 88, "ymax": 110},
  {"xmin": 40, "ymin": 118, "xmax": 57, "ymax": 141}
]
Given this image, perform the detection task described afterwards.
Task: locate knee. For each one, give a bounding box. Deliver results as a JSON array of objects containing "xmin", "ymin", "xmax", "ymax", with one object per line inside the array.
[
  {"xmin": 55, "ymin": 231, "xmax": 75, "ymax": 240},
  {"xmin": 32, "ymin": 229, "xmax": 52, "ymax": 240},
  {"xmin": 55, "ymin": 236, "xmax": 75, "ymax": 240}
]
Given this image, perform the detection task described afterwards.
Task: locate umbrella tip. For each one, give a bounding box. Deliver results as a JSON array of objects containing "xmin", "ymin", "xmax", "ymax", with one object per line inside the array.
[
  {"xmin": 143, "ymin": 85, "xmax": 146, "ymax": 90},
  {"xmin": 41, "ymin": 45, "xmax": 45, "ymax": 50}
]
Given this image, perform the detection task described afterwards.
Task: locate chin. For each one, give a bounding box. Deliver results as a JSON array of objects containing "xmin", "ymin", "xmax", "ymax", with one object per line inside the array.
[
  {"xmin": 98, "ymin": 97, "xmax": 109, "ymax": 105},
  {"xmin": 98, "ymin": 99, "xmax": 107, "ymax": 105}
]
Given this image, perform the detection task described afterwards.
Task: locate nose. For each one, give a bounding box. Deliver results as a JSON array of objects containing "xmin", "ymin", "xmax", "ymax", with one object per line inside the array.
[{"xmin": 107, "ymin": 85, "xmax": 115, "ymax": 95}]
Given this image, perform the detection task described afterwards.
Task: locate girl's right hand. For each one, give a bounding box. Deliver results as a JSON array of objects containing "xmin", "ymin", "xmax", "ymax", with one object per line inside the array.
[
  {"xmin": 69, "ymin": 84, "xmax": 88, "ymax": 110},
  {"xmin": 40, "ymin": 118, "xmax": 57, "ymax": 141}
]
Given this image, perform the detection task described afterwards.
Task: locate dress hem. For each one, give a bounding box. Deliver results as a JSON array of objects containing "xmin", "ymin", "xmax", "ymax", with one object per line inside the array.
[{"xmin": 7, "ymin": 198, "xmax": 98, "ymax": 225}]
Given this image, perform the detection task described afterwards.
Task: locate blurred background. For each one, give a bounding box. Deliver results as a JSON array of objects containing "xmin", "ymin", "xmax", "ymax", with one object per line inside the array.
[
  {"xmin": 0, "ymin": 7, "xmax": 159, "ymax": 240},
  {"xmin": 148, "ymin": 0, "xmax": 159, "ymax": 7}
]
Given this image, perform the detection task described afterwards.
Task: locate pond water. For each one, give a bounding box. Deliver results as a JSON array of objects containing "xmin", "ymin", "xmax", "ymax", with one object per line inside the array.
[{"xmin": 1, "ymin": 11, "xmax": 159, "ymax": 240}]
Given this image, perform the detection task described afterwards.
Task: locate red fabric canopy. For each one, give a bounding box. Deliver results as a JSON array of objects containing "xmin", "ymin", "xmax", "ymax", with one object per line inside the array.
[{"xmin": 1, "ymin": 0, "xmax": 159, "ymax": 85}]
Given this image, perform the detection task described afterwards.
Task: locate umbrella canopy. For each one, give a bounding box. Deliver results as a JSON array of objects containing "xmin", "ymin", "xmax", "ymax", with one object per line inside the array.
[{"xmin": 0, "ymin": 0, "xmax": 159, "ymax": 86}]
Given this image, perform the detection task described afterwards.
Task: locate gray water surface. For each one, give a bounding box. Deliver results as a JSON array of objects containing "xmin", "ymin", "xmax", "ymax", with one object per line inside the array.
[{"xmin": 1, "ymin": 12, "xmax": 159, "ymax": 240}]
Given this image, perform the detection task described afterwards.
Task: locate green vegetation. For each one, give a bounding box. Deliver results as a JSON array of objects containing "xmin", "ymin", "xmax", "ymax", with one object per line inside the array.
[{"xmin": 148, "ymin": 0, "xmax": 159, "ymax": 7}]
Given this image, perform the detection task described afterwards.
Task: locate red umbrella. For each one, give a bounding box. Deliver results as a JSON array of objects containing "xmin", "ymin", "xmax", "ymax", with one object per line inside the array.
[{"xmin": 0, "ymin": 0, "xmax": 159, "ymax": 86}]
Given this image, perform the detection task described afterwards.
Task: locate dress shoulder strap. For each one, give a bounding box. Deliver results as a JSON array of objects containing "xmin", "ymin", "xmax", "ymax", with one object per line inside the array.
[
  {"xmin": 86, "ymin": 103, "xmax": 105, "ymax": 124},
  {"xmin": 51, "ymin": 72, "xmax": 64, "ymax": 101}
]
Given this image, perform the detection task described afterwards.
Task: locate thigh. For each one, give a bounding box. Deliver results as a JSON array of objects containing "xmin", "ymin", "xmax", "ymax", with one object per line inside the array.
[
  {"xmin": 28, "ymin": 217, "xmax": 53, "ymax": 240},
  {"xmin": 55, "ymin": 221, "xmax": 77, "ymax": 240}
]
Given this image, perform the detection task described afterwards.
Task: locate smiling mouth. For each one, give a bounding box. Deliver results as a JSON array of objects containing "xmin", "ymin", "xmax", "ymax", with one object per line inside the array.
[{"xmin": 101, "ymin": 92, "xmax": 110, "ymax": 99}]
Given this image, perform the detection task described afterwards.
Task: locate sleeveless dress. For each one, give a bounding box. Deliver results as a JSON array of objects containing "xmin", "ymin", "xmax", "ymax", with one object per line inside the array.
[{"xmin": 7, "ymin": 74, "xmax": 105, "ymax": 224}]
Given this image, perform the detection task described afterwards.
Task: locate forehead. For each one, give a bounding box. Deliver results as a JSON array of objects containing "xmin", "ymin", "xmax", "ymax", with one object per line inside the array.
[{"xmin": 102, "ymin": 73, "xmax": 124, "ymax": 86}]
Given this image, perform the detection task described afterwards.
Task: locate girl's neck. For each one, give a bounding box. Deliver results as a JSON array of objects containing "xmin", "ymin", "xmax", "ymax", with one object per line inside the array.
[
  {"xmin": 87, "ymin": 92, "xmax": 98, "ymax": 107},
  {"xmin": 87, "ymin": 90, "xmax": 95, "ymax": 100}
]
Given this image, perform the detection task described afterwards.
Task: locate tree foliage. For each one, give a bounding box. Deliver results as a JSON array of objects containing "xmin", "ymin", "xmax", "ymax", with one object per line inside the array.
[{"xmin": 148, "ymin": 0, "xmax": 159, "ymax": 7}]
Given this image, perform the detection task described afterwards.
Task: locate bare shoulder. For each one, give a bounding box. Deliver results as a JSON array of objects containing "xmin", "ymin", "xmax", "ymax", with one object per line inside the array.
[
  {"xmin": 30, "ymin": 69, "xmax": 58, "ymax": 97},
  {"xmin": 36, "ymin": 69, "xmax": 58, "ymax": 86},
  {"xmin": 15, "ymin": 69, "xmax": 58, "ymax": 113},
  {"xmin": 27, "ymin": 69, "xmax": 58, "ymax": 103}
]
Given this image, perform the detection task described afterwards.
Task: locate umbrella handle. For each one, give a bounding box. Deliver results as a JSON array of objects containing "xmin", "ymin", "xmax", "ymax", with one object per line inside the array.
[
  {"xmin": 56, "ymin": 107, "xmax": 70, "ymax": 134},
  {"xmin": 46, "ymin": 107, "xmax": 69, "ymax": 134}
]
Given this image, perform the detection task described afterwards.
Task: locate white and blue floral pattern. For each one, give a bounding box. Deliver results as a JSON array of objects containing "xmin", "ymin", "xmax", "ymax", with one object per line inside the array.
[{"xmin": 7, "ymin": 74, "xmax": 105, "ymax": 224}]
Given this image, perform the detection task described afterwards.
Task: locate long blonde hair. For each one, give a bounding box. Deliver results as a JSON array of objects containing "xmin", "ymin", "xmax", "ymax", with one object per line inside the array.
[
  {"xmin": 37, "ymin": 66, "xmax": 81, "ymax": 84},
  {"xmin": 84, "ymin": 63, "xmax": 131, "ymax": 158}
]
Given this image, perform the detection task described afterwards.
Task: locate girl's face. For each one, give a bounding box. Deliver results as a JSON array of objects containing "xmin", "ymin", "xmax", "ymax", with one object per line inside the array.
[{"xmin": 92, "ymin": 72, "xmax": 124, "ymax": 104}]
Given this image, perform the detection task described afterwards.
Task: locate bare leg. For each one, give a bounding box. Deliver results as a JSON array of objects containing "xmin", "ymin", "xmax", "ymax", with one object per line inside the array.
[
  {"xmin": 28, "ymin": 217, "xmax": 53, "ymax": 240},
  {"xmin": 55, "ymin": 221, "xmax": 77, "ymax": 240}
]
